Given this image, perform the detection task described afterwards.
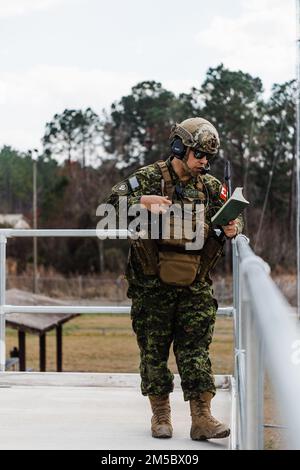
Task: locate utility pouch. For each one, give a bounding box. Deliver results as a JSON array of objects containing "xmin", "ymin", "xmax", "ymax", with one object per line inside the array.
[
  {"xmin": 158, "ymin": 251, "xmax": 201, "ymax": 287},
  {"xmin": 198, "ymin": 233, "xmax": 225, "ymax": 281},
  {"xmin": 131, "ymin": 238, "xmax": 158, "ymax": 276}
]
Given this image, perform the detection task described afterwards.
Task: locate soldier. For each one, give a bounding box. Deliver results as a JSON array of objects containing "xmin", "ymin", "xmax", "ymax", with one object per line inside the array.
[{"xmin": 104, "ymin": 117, "xmax": 243, "ymax": 441}]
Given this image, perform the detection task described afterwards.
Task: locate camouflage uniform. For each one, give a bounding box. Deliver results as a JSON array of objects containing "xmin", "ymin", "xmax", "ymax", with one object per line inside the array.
[{"xmin": 106, "ymin": 157, "xmax": 243, "ymax": 401}]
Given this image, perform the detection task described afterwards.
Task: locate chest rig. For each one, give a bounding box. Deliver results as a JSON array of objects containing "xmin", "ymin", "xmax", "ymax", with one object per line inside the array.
[
  {"xmin": 131, "ymin": 161, "xmax": 209, "ymax": 286},
  {"xmin": 131, "ymin": 160, "xmax": 225, "ymax": 286},
  {"xmin": 154, "ymin": 160, "xmax": 209, "ymax": 286}
]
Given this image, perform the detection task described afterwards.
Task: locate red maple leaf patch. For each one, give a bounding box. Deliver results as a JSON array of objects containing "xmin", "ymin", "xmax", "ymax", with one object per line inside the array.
[{"xmin": 220, "ymin": 184, "xmax": 228, "ymax": 201}]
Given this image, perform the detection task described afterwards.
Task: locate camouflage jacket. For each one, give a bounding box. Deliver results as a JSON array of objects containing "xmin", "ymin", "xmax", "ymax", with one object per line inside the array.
[{"xmin": 104, "ymin": 157, "xmax": 243, "ymax": 289}]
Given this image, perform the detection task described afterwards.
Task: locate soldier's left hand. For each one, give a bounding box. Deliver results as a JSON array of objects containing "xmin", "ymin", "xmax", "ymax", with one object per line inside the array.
[{"xmin": 222, "ymin": 220, "xmax": 238, "ymax": 238}]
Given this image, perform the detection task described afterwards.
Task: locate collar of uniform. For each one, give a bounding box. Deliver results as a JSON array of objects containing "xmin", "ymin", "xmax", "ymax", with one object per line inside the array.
[
  {"xmin": 166, "ymin": 156, "xmax": 199, "ymax": 185},
  {"xmin": 165, "ymin": 157, "xmax": 206, "ymax": 202}
]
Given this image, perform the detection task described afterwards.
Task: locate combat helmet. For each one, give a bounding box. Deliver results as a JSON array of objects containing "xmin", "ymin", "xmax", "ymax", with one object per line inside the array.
[{"xmin": 170, "ymin": 117, "xmax": 220, "ymax": 157}]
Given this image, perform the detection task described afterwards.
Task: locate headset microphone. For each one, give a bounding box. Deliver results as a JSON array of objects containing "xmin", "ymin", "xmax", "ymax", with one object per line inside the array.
[{"xmin": 199, "ymin": 163, "xmax": 210, "ymax": 175}]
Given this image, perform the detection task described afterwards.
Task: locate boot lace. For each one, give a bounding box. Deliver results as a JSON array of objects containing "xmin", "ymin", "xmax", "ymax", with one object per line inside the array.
[
  {"xmin": 193, "ymin": 399, "xmax": 220, "ymax": 425},
  {"xmin": 152, "ymin": 400, "xmax": 171, "ymax": 424}
]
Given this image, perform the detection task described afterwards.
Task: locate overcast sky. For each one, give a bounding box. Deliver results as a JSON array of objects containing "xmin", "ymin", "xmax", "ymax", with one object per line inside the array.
[{"xmin": 0, "ymin": 0, "xmax": 296, "ymax": 152}]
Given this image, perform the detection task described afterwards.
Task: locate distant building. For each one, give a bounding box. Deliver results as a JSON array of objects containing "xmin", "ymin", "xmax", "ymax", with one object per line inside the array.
[{"xmin": 0, "ymin": 214, "xmax": 30, "ymax": 229}]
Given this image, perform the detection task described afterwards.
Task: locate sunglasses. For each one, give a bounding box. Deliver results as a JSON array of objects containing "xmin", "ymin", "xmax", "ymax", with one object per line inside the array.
[{"xmin": 193, "ymin": 149, "xmax": 215, "ymax": 161}]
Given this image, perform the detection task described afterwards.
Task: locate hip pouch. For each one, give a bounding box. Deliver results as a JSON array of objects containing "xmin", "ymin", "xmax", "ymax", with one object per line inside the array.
[{"xmin": 158, "ymin": 250, "xmax": 201, "ymax": 287}]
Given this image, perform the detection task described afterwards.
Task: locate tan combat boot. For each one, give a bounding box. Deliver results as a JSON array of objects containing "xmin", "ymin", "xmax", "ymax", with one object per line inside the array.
[
  {"xmin": 149, "ymin": 395, "xmax": 173, "ymax": 438},
  {"xmin": 190, "ymin": 392, "xmax": 230, "ymax": 440}
]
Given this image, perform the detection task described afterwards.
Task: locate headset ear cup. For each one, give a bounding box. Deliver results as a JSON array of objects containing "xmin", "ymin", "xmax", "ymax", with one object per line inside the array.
[{"xmin": 171, "ymin": 138, "xmax": 186, "ymax": 159}]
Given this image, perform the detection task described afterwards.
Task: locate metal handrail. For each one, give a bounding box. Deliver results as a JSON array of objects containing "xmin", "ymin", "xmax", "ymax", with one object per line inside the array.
[
  {"xmin": 2, "ymin": 305, "xmax": 233, "ymax": 315},
  {"xmin": 0, "ymin": 229, "xmax": 130, "ymax": 238},
  {"xmin": 2, "ymin": 229, "xmax": 300, "ymax": 450},
  {"xmin": 232, "ymin": 235, "xmax": 300, "ymax": 450}
]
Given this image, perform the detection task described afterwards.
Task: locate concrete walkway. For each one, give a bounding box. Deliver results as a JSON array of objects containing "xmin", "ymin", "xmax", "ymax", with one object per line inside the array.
[{"xmin": 0, "ymin": 373, "xmax": 232, "ymax": 450}]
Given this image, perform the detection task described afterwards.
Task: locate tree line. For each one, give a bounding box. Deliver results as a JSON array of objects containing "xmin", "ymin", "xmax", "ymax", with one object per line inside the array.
[{"xmin": 0, "ymin": 64, "xmax": 296, "ymax": 274}]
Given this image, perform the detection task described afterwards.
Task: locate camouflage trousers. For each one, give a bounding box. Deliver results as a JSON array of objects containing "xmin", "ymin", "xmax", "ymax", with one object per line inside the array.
[{"xmin": 128, "ymin": 280, "xmax": 217, "ymax": 401}]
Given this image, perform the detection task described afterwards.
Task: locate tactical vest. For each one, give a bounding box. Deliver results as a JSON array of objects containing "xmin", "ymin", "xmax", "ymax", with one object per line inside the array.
[
  {"xmin": 131, "ymin": 160, "xmax": 224, "ymax": 287},
  {"xmin": 155, "ymin": 161, "xmax": 208, "ymax": 286}
]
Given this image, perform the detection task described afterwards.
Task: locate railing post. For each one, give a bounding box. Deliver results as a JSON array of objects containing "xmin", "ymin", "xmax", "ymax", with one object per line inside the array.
[
  {"xmin": 244, "ymin": 294, "xmax": 264, "ymax": 449},
  {"xmin": 241, "ymin": 265, "xmax": 264, "ymax": 450},
  {"xmin": 232, "ymin": 237, "xmax": 246, "ymax": 449},
  {"xmin": 0, "ymin": 234, "xmax": 7, "ymax": 371},
  {"xmin": 232, "ymin": 238, "xmax": 239, "ymax": 448},
  {"xmin": 232, "ymin": 239, "xmax": 241, "ymax": 360}
]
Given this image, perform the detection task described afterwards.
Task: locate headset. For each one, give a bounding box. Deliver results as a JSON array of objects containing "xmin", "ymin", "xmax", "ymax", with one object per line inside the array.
[
  {"xmin": 170, "ymin": 137, "xmax": 211, "ymax": 175},
  {"xmin": 171, "ymin": 137, "xmax": 187, "ymax": 159}
]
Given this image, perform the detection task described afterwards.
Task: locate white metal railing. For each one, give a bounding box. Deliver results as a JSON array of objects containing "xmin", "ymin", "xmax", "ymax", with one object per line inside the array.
[
  {"xmin": 2, "ymin": 229, "xmax": 300, "ymax": 449},
  {"xmin": 232, "ymin": 235, "xmax": 300, "ymax": 450},
  {"xmin": 0, "ymin": 229, "xmax": 233, "ymax": 373}
]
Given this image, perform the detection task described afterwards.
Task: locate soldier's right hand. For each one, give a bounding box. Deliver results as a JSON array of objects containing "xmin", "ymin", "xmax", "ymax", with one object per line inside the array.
[{"xmin": 140, "ymin": 195, "xmax": 172, "ymax": 214}]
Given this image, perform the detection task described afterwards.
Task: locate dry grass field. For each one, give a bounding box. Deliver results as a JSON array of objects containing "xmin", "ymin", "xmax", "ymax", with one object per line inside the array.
[
  {"xmin": 6, "ymin": 314, "xmax": 234, "ymax": 374},
  {"xmin": 5, "ymin": 313, "xmax": 286, "ymax": 449}
]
